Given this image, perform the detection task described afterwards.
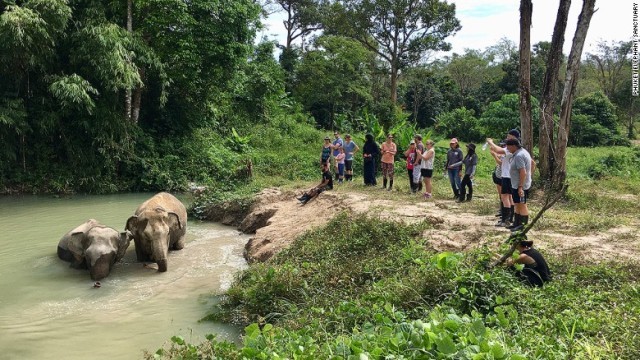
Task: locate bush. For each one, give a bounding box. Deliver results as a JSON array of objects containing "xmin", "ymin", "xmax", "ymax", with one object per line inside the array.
[{"xmin": 434, "ymin": 107, "xmax": 483, "ymax": 142}]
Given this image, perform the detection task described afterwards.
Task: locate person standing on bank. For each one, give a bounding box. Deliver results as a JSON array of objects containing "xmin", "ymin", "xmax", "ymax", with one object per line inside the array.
[
  {"xmin": 456, "ymin": 143, "xmax": 477, "ymax": 202},
  {"xmin": 404, "ymin": 140, "xmax": 417, "ymax": 192},
  {"xmin": 412, "ymin": 134, "xmax": 424, "ymax": 193},
  {"xmin": 343, "ymin": 134, "xmax": 359, "ymax": 182},
  {"xmin": 362, "ymin": 133, "xmax": 379, "ymax": 186},
  {"xmin": 487, "ymin": 129, "xmax": 523, "ymax": 227},
  {"xmin": 320, "ymin": 136, "xmax": 332, "ymax": 166},
  {"xmin": 331, "ymin": 131, "xmax": 344, "ymax": 180},
  {"xmin": 381, "ymin": 134, "xmax": 397, "ymax": 191},
  {"xmin": 445, "ymin": 138, "xmax": 464, "ymax": 199},
  {"xmin": 335, "ymin": 146, "xmax": 346, "ymax": 184},
  {"xmin": 421, "ymin": 140, "xmax": 435, "ymax": 199},
  {"xmin": 506, "ymin": 138, "xmax": 534, "ymax": 231}
]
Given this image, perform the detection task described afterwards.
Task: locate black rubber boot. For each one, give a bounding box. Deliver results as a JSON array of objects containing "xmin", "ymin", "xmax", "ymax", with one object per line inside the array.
[
  {"xmin": 508, "ymin": 214, "xmax": 521, "ymax": 230},
  {"xmin": 382, "ymin": 178, "xmax": 387, "ymax": 189},
  {"xmin": 510, "ymin": 206, "xmax": 515, "ymax": 222},
  {"xmin": 456, "ymin": 193, "xmax": 465, "ymax": 202},
  {"xmin": 297, "ymin": 194, "xmax": 309, "ymax": 202},
  {"xmin": 511, "ymin": 215, "xmax": 529, "ymax": 232},
  {"xmin": 466, "ymin": 194, "xmax": 472, "ymax": 202},
  {"xmin": 388, "ymin": 179, "xmax": 393, "ymax": 191},
  {"xmin": 496, "ymin": 203, "xmax": 504, "ymax": 217}
]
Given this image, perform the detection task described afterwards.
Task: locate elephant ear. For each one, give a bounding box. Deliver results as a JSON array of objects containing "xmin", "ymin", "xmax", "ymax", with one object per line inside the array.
[
  {"xmin": 115, "ymin": 230, "xmax": 133, "ymax": 261},
  {"xmin": 67, "ymin": 231, "xmax": 88, "ymax": 269},
  {"xmin": 125, "ymin": 216, "xmax": 138, "ymax": 232},
  {"xmin": 167, "ymin": 212, "xmax": 182, "ymax": 229}
]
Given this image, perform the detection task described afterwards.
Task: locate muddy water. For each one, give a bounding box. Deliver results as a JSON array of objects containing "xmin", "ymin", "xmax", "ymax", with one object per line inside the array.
[{"xmin": 0, "ymin": 194, "xmax": 250, "ymax": 359}]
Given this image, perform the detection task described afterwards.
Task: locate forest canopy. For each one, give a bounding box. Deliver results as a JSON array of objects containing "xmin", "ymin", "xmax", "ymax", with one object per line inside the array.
[{"xmin": 0, "ymin": 0, "xmax": 636, "ymax": 193}]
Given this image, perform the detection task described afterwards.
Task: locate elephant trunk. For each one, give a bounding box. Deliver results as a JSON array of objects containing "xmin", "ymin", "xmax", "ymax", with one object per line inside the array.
[
  {"xmin": 89, "ymin": 255, "xmax": 112, "ymax": 281},
  {"xmin": 157, "ymin": 258, "xmax": 168, "ymax": 272},
  {"xmin": 152, "ymin": 239, "xmax": 169, "ymax": 272}
]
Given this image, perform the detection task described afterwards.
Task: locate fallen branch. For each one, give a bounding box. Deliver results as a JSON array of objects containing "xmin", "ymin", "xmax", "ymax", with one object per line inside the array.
[{"xmin": 490, "ymin": 183, "xmax": 568, "ymax": 269}]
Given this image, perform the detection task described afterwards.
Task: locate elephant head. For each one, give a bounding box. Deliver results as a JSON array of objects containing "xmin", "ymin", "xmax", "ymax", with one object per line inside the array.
[
  {"xmin": 125, "ymin": 207, "xmax": 182, "ymax": 272},
  {"xmin": 58, "ymin": 219, "xmax": 133, "ymax": 281}
]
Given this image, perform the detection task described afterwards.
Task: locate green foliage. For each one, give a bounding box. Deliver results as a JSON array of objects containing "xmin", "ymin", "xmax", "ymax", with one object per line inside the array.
[
  {"xmin": 570, "ymin": 91, "xmax": 628, "ymax": 146},
  {"xmin": 293, "ymin": 35, "xmax": 374, "ymax": 128},
  {"xmin": 586, "ymin": 147, "xmax": 640, "ymax": 180},
  {"xmin": 435, "ymin": 107, "xmax": 483, "ymax": 141},
  {"xmin": 478, "ymin": 94, "xmax": 540, "ymax": 140},
  {"xmin": 48, "ymin": 74, "xmax": 99, "ymax": 114}
]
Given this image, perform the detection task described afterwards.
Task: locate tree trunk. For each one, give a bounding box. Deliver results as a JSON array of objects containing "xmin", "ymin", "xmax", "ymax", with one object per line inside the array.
[
  {"xmin": 124, "ymin": 0, "xmax": 133, "ymax": 122},
  {"xmin": 554, "ymin": 0, "xmax": 596, "ymax": 187},
  {"xmin": 132, "ymin": 67, "xmax": 144, "ymax": 123},
  {"xmin": 390, "ymin": 64, "xmax": 398, "ymax": 105},
  {"xmin": 519, "ymin": 0, "xmax": 533, "ymax": 152},
  {"xmin": 539, "ymin": 0, "xmax": 571, "ymax": 182}
]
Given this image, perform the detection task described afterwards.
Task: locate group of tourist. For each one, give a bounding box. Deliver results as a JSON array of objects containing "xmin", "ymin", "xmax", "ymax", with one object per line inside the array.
[
  {"xmin": 298, "ymin": 127, "xmax": 548, "ymax": 286},
  {"xmin": 309, "ymin": 128, "xmax": 537, "ymax": 231}
]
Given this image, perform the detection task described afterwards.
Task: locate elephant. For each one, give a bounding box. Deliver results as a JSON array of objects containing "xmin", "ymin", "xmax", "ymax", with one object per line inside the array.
[
  {"xmin": 57, "ymin": 219, "xmax": 133, "ymax": 280},
  {"xmin": 125, "ymin": 192, "xmax": 187, "ymax": 272}
]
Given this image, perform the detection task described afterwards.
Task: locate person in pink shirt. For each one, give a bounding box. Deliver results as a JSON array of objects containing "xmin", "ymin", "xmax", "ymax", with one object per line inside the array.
[{"xmin": 380, "ymin": 134, "xmax": 397, "ymax": 191}]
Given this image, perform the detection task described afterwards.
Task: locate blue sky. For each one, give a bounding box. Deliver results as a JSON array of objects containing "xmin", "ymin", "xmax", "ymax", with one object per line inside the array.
[{"xmin": 259, "ymin": 0, "xmax": 630, "ymax": 57}]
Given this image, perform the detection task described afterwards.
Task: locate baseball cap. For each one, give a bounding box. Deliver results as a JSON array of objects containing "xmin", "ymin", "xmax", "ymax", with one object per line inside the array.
[{"xmin": 450, "ymin": 138, "xmax": 458, "ymax": 144}]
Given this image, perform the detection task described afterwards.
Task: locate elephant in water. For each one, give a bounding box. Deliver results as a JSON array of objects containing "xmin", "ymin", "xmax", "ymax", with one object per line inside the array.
[
  {"xmin": 125, "ymin": 192, "xmax": 187, "ymax": 272},
  {"xmin": 57, "ymin": 219, "xmax": 133, "ymax": 280}
]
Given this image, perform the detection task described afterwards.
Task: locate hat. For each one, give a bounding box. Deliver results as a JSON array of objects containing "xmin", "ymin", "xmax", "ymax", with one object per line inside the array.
[
  {"xmin": 414, "ymin": 134, "xmax": 422, "ymax": 141},
  {"xmin": 324, "ymin": 136, "xmax": 330, "ymax": 140},
  {"xmin": 499, "ymin": 139, "xmax": 507, "ymax": 146},
  {"xmin": 450, "ymin": 138, "xmax": 458, "ymax": 144},
  {"xmin": 466, "ymin": 143, "xmax": 476, "ymax": 151},
  {"xmin": 409, "ymin": 140, "xmax": 416, "ymax": 145},
  {"xmin": 508, "ymin": 129, "xmax": 521, "ymax": 138}
]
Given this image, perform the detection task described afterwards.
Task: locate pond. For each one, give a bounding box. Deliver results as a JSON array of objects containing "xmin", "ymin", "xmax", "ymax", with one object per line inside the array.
[{"xmin": 0, "ymin": 193, "xmax": 249, "ymax": 359}]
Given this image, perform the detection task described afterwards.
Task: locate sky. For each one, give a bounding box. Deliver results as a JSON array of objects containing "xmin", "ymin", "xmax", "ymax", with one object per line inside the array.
[{"xmin": 258, "ymin": 0, "xmax": 631, "ymax": 57}]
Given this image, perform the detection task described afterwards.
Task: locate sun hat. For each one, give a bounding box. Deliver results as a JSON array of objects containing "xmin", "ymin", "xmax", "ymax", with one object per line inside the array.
[{"xmin": 466, "ymin": 143, "xmax": 476, "ymax": 151}]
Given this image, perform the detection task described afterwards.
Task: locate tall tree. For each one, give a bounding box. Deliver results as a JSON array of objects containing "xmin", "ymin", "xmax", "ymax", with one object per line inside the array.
[
  {"xmin": 538, "ymin": 0, "xmax": 571, "ymax": 181},
  {"xmin": 554, "ymin": 0, "xmax": 597, "ymax": 187},
  {"xmin": 277, "ymin": 0, "xmax": 323, "ymax": 50},
  {"xmin": 327, "ymin": 0, "xmax": 460, "ymax": 105},
  {"xmin": 519, "ymin": 0, "xmax": 533, "ymax": 151},
  {"xmin": 586, "ymin": 40, "xmax": 632, "ymax": 99}
]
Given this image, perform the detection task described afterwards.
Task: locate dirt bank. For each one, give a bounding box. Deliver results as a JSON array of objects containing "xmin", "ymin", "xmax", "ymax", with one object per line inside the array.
[{"xmin": 239, "ymin": 187, "xmax": 640, "ymax": 263}]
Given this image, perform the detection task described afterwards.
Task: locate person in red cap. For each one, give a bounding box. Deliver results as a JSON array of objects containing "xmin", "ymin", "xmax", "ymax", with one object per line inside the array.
[{"xmin": 444, "ymin": 138, "xmax": 463, "ymax": 199}]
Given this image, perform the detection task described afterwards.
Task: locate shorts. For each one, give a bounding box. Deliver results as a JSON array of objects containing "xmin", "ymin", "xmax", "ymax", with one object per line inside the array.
[
  {"xmin": 345, "ymin": 160, "xmax": 353, "ymax": 171},
  {"xmin": 492, "ymin": 172, "xmax": 502, "ymax": 185},
  {"xmin": 421, "ymin": 168, "xmax": 433, "ymax": 178},
  {"xmin": 501, "ymin": 178, "xmax": 512, "ymax": 194},
  {"xmin": 511, "ymin": 188, "xmax": 529, "ymax": 203}
]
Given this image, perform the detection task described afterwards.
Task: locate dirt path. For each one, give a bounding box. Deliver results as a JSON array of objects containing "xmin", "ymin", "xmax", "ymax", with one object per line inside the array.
[{"xmin": 242, "ymin": 188, "xmax": 640, "ymax": 263}]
